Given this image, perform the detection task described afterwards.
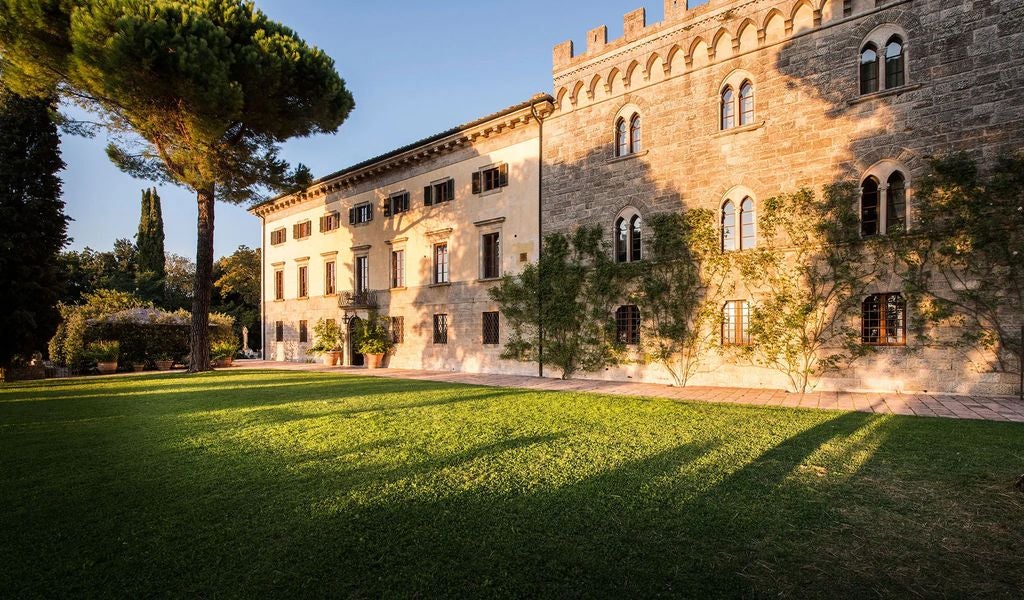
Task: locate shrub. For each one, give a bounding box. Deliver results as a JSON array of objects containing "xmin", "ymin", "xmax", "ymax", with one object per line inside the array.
[
  {"xmin": 356, "ymin": 313, "xmax": 393, "ymax": 356},
  {"xmin": 211, "ymin": 340, "xmax": 239, "ymax": 361},
  {"xmin": 48, "ymin": 290, "xmax": 148, "ymax": 369},
  {"xmin": 85, "ymin": 340, "xmax": 119, "ymax": 363},
  {"xmin": 309, "ymin": 318, "xmax": 344, "ymax": 354}
]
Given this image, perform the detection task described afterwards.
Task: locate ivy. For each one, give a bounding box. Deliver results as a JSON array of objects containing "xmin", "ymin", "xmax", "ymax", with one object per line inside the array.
[
  {"xmin": 736, "ymin": 184, "xmax": 880, "ymax": 393},
  {"xmin": 887, "ymin": 152, "xmax": 1024, "ymax": 375},
  {"xmin": 635, "ymin": 210, "xmax": 733, "ymax": 386},
  {"xmin": 489, "ymin": 226, "xmax": 626, "ymax": 379}
]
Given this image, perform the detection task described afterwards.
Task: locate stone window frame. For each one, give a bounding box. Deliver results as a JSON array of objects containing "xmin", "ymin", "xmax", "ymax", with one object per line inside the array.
[
  {"xmin": 720, "ymin": 186, "xmax": 757, "ymax": 252},
  {"xmin": 322, "ymin": 251, "xmax": 338, "ymax": 297},
  {"xmin": 861, "ymin": 292, "xmax": 907, "ymax": 346},
  {"xmin": 857, "ymin": 24, "xmax": 910, "ymax": 96},
  {"xmin": 722, "ymin": 300, "xmax": 752, "ymax": 346},
  {"xmin": 859, "ymin": 160, "xmax": 911, "ymax": 237},
  {"xmin": 718, "ymin": 69, "xmax": 759, "ymax": 132},
  {"xmin": 613, "ymin": 206, "xmax": 643, "ymax": 263},
  {"xmin": 615, "ymin": 304, "xmax": 641, "ymax": 346},
  {"xmin": 612, "ymin": 103, "xmax": 644, "ymax": 159},
  {"xmin": 295, "ymin": 258, "xmax": 310, "ymax": 299}
]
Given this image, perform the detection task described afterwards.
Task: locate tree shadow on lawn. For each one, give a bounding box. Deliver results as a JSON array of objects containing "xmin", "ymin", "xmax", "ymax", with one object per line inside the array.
[
  {"xmin": 0, "ymin": 370, "xmax": 491, "ymax": 427},
  {"xmin": 3, "ymin": 376, "xmax": 1023, "ymax": 598}
]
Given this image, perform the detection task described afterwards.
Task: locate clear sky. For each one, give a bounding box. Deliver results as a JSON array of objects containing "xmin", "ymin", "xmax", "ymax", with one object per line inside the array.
[{"xmin": 60, "ymin": 0, "xmax": 697, "ymax": 259}]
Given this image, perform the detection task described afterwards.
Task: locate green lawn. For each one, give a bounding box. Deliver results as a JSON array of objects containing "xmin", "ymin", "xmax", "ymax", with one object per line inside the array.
[{"xmin": 1, "ymin": 371, "xmax": 1022, "ymax": 598}]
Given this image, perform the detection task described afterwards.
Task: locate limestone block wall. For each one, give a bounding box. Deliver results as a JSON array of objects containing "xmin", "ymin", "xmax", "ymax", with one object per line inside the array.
[{"xmin": 542, "ymin": 0, "xmax": 1024, "ymax": 393}]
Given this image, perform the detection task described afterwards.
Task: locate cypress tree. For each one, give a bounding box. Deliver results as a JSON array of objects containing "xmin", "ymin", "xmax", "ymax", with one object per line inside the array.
[
  {"xmin": 0, "ymin": 87, "xmax": 68, "ymax": 366},
  {"xmin": 135, "ymin": 187, "xmax": 166, "ymax": 301}
]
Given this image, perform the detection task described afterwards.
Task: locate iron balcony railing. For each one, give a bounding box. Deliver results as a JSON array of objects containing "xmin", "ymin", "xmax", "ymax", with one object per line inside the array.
[{"xmin": 339, "ymin": 289, "xmax": 380, "ymax": 309}]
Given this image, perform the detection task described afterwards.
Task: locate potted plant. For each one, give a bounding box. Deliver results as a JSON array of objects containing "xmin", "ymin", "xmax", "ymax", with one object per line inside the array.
[
  {"xmin": 87, "ymin": 340, "xmax": 120, "ymax": 375},
  {"xmin": 309, "ymin": 318, "xmax": 344, "ymax": 366},
  {"xmin": 154, "ymin": 353, "xmax": 175, "ymax": 371},
  {"xmin": 356, "ymin": 313, "xmax": 393, "ymax": 369},
  {"xmin": 211, "ymin": 341, "xmax": 240, "ymax": 368},
  {"xmin": 131, "ymin": 361, "xmax": 146, "ymax": 372}
]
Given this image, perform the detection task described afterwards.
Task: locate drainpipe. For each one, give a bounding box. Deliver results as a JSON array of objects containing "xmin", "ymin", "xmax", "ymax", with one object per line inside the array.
[
  {"xmin": 259, "ymin": 212, "xmax": 267, "ymax": 361},
  {"xmin": 530, "ymin": 95, "xmax": 546, "ymax": 379}
]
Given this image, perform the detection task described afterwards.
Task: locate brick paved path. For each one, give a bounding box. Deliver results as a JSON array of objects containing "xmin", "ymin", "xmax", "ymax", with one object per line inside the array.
[{"xmin": 235, "ymin": 360, "xmax": 1024, "ymax": 423}]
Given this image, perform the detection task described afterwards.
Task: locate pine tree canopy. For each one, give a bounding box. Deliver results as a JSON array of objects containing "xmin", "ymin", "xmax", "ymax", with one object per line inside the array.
[{"xmin": 0, "ymin": 0, "xmax": 355, "ymax": 201}]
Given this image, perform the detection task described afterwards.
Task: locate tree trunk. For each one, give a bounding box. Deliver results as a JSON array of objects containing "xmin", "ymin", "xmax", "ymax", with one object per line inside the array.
[{"xmin": 188, "ymin": 185, "xmax": 215, "ymax": 373}]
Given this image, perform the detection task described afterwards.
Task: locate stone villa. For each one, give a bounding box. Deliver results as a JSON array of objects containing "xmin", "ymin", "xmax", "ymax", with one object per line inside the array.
[{"xmin": 251, "ymin": 0, "xmax": 1024, "ymax": 394}]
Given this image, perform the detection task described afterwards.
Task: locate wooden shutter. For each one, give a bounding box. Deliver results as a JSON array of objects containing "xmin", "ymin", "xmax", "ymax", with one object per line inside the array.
[
  {"xmin": 366, "ymin": 204, "xmax": 373, "ymax": 222},
  {"xmin": 472, "ymin": 172, "xmax": 481, "ymax": 194},
  {"xmin": 293, "ymin": 224, "xmax": 299, "ymax": 238},
  {"xmin": 318, "ymin": 216, "xmax": 325, "ymax": 232},
  {"xmin": 383, "ymin": 199, "xmax": 391, "ymax": 217},
  {"xmin": 498, "ymin": 163, "xmax": 508, "ymax": 187},
  {"xmin": 424, "ymin": 185, "xmax": 433, "ymax": 206},
  {"xmin": 402, "ymin": 192, "xmax": 410, "ymax": 212},
  {"xmin": 348, "ymin": 208, "xmax": 355, "ymax": 224},
  {"xmin": 446, "ymin": 178, "xmax": 455, "ymax": 201}
]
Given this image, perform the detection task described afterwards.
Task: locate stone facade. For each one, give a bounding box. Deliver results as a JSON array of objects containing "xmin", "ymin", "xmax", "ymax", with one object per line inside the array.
[
  {"xmin": 253, "ymin": 0, "xmax": 1022, "ymax": 395},
  {"xmin": 252, "ymin": 98, "xmax": 550, "ymax": 375},
  {"xmin": 542, "ymin": 0, "xmax": 1024, "ymax": 394}
]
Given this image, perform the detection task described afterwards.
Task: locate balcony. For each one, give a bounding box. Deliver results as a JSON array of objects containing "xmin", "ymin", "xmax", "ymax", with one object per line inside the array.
[{"xmin": 339, "ymin": 289, "xmax": 380, "ymax": 309}]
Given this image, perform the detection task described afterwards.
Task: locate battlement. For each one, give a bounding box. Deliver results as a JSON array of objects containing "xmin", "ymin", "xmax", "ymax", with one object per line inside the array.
[{"xmin": 553, "ymin": 0, "xmax": 740, "ymax": 72}]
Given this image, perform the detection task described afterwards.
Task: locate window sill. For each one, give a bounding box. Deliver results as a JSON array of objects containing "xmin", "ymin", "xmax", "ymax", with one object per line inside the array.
[
  {"xmin": 430, "ymin": 282, "xmax": 451, "ymax": 288},
  {"xmin": 477, "ymin": 277, "xmax": 502, "ymax": 283},
  {"xmin": 847, "ymin": 83, "xmax": 921, "ymax": 106},
  {"xmin": 390, "ymin": 286, "xmax": 407, "ymax": 291},
  {"xmin": 607, "ymin": 149, "xmax": 649, "ymax": 164},
  {"xmin": 297, "ymin": 296, "xmax": 309, "ymax": 301},
  {"xmin": 323, "ymin": 293, "xmax": 337, "ymax": 298},
  {"xmin": 273, "ymin": 299, "xmax": 285, "ymax": 303},
  {"xmin": 713, "ymin": 120, "xmax": 765, "ymax": 138}
]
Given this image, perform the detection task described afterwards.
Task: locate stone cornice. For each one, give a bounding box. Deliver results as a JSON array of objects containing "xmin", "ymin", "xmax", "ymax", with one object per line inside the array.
[{"xmin": 250, "ymin": 97, "xmax": 553, "ymax": 218}]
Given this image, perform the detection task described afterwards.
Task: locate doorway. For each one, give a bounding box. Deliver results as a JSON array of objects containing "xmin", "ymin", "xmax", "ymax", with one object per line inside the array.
[{"xmin": 349, "ymin": 316, "xmax": 364, "ymax": 367}]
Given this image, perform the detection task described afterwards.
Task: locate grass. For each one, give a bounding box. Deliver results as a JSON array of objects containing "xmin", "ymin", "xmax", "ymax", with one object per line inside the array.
[{"xmin": 1, "ymin": 370, "xmax": 1022, "ymax": 598}]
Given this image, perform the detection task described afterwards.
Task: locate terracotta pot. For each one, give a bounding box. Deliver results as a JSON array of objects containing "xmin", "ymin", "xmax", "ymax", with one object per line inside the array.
[
  {"xmin": 321, "ymin": 351, "xmax": 341, "ymax": 366},
  {"xmin": 364, "ymin": 353, "xmax": 384, "ymax": 369},
  {"xmin": 97, "ymin": 361, "xmax": 118, "ymax": 375},
  {"xmin": 155, "ymin": 360, "xmax": 174, "ymax": 371},
  {"xmin": 132, "ymin": 364, "xmax": 146, "ymax": 372}
]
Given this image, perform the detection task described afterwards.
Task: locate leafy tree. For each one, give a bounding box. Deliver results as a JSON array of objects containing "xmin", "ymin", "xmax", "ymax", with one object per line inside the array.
[
  {"xmin": 1, "ymin": 0, "xmax": 354, "ymax": 371},
  {"xmin": 490, "ymin": 227, "xmax": 624, "ymax": 379},
  {"xmin": 637, "ymin": 210, "xmax": 733, "ymax": 386},
  {"xmin": 213, "ymin": 245, "xmax": 260, "ymax": 348},
  {"xmin": 57, "ymin": 241, "xmax": 140, "ymax": 302},
  {"xmin": 135, "ymin": 187, "xmax": 166, "ymax": 301},
  {"xmin": 888, "ymin": 152, "xmax": 1024, "ymax": 376},
  {"xmin": 0, "ymin": 87, "xmax": 68, "ymax": 365},
  {"xmin": 737, "ymin": 184, "xmax": 880, "ymax": 393},
  {"xmin": 164, "ymin": 253, "xmax": 197, "ymax": 311}
]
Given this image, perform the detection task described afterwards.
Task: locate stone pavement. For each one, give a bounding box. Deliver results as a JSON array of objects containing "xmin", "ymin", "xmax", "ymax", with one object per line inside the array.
[{"xmin": 234, "ymin": 360, "xmax": 1024, "ymax": 423}]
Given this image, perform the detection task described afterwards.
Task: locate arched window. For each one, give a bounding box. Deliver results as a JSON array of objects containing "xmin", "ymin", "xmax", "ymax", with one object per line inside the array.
[
  {"xmin": 614, "ymin": 211, "xmax": 643, "ymax": 263},
  {"xmin": 721, "ymin": 200, "xmax": 736, "ymax": 251},
  {"xmin": 739, "ymin": 81, "xmax": 754, "ymax": 126},
  {"xmin": 860, "ymin": 44, "xmax": 879, "ymax": 94},
  {"xmin": 739, "ymin": 197, "xmax": 756, "ymax": 249},
  {"xmin": 721, "ymin": 86, "xmax": 735, "ymax": 130},
  {"xmin": 615, "ymin": 305, "xmax": 641, "ymax": 345},
  {"xmin": 886, "ymin": 171, "xmax": 907, "ymax": 231},
  {"xmin": 722, "ymin": 300, "xmax": 751, "ymax": 346},
  {"xmin": 861, "ymin": 293, "xmax": 906, "ymax": 345},
  {"xmin": 615, "ymin": 217, "xmax": 629, "ymax": 262},
  {"xmin": 630, "ymin": 114, "xmax": 642, "ymax": 153},
  {"xmin": 615, "ymin": 118, "xmax": 628, "ymax": 157},
  {"xmin": 884, "ymin": 36, "xmax": 905, "ymax": 89},
  {"xmin": 630, "ymin": 214, "xmax": 642, "ymax": 261},
  {"xmin": 861, "ymin": 176, "xmax": 880, "ymax": 237}
]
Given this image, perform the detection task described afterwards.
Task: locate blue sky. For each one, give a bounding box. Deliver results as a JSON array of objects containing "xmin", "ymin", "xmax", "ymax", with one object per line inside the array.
[{"xmin": 60, "ymin": 0, "xmax": 690, "ymax": 258}]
